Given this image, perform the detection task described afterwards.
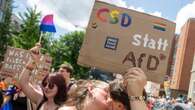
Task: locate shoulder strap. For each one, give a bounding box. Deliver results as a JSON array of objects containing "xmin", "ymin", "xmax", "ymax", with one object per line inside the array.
[{"xmin": 36, "ymin": 100, "xmax": 45, "ymax": 110}]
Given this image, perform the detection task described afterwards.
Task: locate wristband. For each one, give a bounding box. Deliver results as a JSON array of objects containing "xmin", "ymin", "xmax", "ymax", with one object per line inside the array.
[
  {"xmin": 25, "ymin": 61, "xmax": 36, "ymax": 71},
  {"xmin": 25, "ymin": 65, "xmax": 34, "ymax": 71},
  {"xmin": 129, "ymin": 96, "xmax": 145, "ymax": 101}
]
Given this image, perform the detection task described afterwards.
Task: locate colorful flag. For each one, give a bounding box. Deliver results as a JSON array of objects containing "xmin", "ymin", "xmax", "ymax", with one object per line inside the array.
[
  {"xmin": 153, "ymin": 22, "xmax": 166, "ymax": 32},
  {"xmin": 40, "ymin": 14, "xmax": 56, "ymax": 32}
]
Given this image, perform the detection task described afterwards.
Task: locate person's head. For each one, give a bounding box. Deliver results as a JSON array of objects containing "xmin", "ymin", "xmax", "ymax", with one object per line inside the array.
[
  {"xmin": 109, "ymin": 80, "xmax": 130, "ymax": 110},
  {"xmin": 41, "ymin": 73, "xmax": 67, "ymax": 105},
  {"xmin": 67, "ymin": 80, "xmax": 110, "ymax": 110},
  {"xmin": 59, "ymin": 62, "xmax": 73, "ymax": 82}
]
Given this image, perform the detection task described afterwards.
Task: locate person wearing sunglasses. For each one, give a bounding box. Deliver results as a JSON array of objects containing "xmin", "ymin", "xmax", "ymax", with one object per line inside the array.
[{"xmin": 18, "ymin": 44, "xmax": 68, "ymax": 110}]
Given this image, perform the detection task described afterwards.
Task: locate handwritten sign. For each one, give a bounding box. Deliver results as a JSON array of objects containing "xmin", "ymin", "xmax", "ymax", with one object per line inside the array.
[
  {"xmin": 0, "ymin": 47, "xmax": 31, "ymax": 77},
  {"xmin": 0, "ymin": 47, "xmax": 52, "ymax": 81},
  {"xmin": 34, "ymin": 54, "xmax": 52, "ymax": 81},
  {"xmin": 78, "ymin": 1, "xmax": 176, "ymax": 83}
]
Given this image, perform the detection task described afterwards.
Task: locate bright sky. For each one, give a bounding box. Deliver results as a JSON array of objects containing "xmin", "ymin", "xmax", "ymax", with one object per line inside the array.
[{"xmin": 13, "ymin": 0, "xmax": 195, "ymax": 36}]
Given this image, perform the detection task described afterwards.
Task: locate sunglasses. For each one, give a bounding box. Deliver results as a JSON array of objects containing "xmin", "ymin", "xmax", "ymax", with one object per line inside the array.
[{"xmin": 42, "ymin": 82, "xmax": 55, "ymax": 89}]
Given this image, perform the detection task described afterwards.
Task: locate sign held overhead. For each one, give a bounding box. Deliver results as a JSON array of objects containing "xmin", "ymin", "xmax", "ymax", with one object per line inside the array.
[{"xmin": 78, "ymin": 1, "xmax": 176, "ymax": 83}]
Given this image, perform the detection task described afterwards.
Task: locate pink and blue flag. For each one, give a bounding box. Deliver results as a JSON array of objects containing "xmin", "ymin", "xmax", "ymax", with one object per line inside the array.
[{"xmin": 40, "ymin": 14, "xmax": 56, "ymax": 32}]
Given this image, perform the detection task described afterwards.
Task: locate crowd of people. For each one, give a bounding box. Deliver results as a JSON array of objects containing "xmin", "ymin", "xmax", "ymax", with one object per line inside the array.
[
  {"xmin": 0, "ymin": 44, "xmax": 148, "ymax": 110},
  {"xmin": 146, "ymin": 95, "xmax": 195, "ymax": 110},
  {"xmin": 1, "ymin": 43, "xmax": 195, "ymax": 110}
]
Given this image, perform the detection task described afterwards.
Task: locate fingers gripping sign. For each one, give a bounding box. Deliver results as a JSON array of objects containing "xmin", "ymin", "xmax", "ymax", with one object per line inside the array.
[
  {"xmin": 30, "ymin": 43, "xmax": 42, "ymax": 65},
  {"xmin": 26, "ymin": 43, "xmax": 42, "ymax": 71},
  {"xmin": 123, "ymin": 67, "xmax": 147, "ymax": 96}
]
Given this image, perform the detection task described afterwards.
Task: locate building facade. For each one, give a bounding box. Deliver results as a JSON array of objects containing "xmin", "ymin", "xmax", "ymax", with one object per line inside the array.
[
  {"xmin": 171, "ymin": 19, "xmax": 195, "ymax": 93},
  {"xmin": 188, "ymin": 53, "xmax": 195, "ymax": 100}
]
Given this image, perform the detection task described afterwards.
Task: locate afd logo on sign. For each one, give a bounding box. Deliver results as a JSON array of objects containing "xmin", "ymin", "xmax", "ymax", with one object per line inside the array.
[{"xmin": 96, "ymin": 8, "xmax": 132, "ymax": 28}]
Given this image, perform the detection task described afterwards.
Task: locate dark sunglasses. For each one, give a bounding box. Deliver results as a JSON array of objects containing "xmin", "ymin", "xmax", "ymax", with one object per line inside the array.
[{"xmin": 42, "ymin": 82, "xmax": 55, "ymax": 89}]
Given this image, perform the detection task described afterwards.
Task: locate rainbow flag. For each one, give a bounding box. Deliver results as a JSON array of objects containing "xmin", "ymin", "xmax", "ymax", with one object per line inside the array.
[
  {"xmin": 40, "ymin": 14, "xmax": 56, "ymax": 32},
  {"xmin": 153, "ymin": 22, "xmax": 166, "ymax": 32}
]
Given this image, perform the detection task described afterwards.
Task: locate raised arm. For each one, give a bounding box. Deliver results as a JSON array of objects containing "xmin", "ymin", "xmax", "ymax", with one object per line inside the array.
[
  {"xmin": 19, "ymin": 44, "xmax": 42, "ymax": 104},
  {"xmin": 123, "ymin": 67, "xmax": 147, "ymax": 110}
]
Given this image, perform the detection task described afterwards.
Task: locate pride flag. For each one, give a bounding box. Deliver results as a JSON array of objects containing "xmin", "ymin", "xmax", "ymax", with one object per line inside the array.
[
  {"xmin": 152, "ymin": 22, "xmax": 166, "ymax": 32},
  {"xmin": 40, "ymin": 14, "xmax": 56, "ymax": 32}
]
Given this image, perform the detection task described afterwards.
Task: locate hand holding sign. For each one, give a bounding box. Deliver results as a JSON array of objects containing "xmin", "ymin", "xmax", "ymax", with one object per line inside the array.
[
  {"xmin": 0, "ymin": 43, "xmax": 52, "ymax": 83},
  {"xmin": 30, "ymin": 43, "xmax": 41, "ymax": 65},
  {"xmin": 25, "ymin": 43, "xmax": 42, "ymax": 71},
  {"xmin": 78, "ymin": 1, "xmax": 175, "ymax": 83},
  {"xmin": 123, "ymin": 67, "xmax": 147, "ymax": 96}
]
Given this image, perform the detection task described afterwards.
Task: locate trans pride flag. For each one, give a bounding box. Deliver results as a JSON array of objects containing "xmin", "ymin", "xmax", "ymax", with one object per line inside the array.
[{"xmin": 40, "ymin": 14, "xmax": 56, "ymax": 32}]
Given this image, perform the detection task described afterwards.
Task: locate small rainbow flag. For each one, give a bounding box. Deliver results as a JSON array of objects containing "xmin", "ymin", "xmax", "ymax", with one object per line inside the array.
[
  {"xmin": 153, "ymin": 22, "xmax": 166, "ymax": 32},
  {"xmin": 40, "ymin": 14, "xmax": 56, "ymax": 32}
]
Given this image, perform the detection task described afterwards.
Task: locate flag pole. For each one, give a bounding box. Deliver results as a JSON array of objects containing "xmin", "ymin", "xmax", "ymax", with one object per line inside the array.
[{"xmin": 39, "ymin": 32, "xmax": 43, "ymax": 44}]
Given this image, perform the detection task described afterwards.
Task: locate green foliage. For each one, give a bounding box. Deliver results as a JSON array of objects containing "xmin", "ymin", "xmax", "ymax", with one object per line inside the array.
[
  {"xmin": 0, "ymin": 3, "xmax": 88, "ymax": 79},
  {"xmin": 0, "ymin": 0, "xmax": 13, "ymax": 61},
  {"xmin": 40, "ymin": 33, "xmax": 54, "ymax": 54},
  {"xmin": 11, "ymin": 7, "xmax": 41, "ymax": 49},
  {"xmin": 50, "ymin": 31, "xmax": 89, "ymax": 79}
]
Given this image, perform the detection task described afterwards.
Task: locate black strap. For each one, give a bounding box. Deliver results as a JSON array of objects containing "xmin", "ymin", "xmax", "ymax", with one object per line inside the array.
[{"xmin": 36, "ymin": 99, "xmax": 46, "ymax": 110}]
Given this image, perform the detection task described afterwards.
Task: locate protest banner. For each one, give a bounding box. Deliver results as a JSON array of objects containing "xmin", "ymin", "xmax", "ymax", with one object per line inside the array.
[
  {"xmin": 0, "ymin": 47, "xmax": 30, "ymax": 78},
  {"xmin": 0, "ymin": 47, "xmax": 52, "ymax": 81},
  {"xmin": 34, "ymin": 54, "xmax": 52, "ymax": 81},
  {"xmin": 78, "ymin": 1, "xmax": 176, "ymax": 83}
]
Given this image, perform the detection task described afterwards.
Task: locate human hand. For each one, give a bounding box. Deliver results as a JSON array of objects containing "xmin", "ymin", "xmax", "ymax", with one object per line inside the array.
[
  {"xmin": 30, "ymin": 43, "xmax": 41, "ymax": 64},
  {"xmin": 123, "ymin": 67, "xmax": 147, "ymax": 96}
]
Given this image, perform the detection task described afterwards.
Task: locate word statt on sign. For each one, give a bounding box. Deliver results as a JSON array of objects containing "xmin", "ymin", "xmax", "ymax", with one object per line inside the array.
[{"xmin": 78, "ymin": 1, "xmax": 176, "ymax": 83}]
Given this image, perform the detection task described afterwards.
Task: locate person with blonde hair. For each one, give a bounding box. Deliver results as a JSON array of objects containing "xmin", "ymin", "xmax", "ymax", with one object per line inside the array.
[
  {"xmin": 60, "ymin": 67, "xmax": 147, "ymax": 110},
  {"xmin": 60, "ymin": 79, "xmax": 109, "ymax": 110}
]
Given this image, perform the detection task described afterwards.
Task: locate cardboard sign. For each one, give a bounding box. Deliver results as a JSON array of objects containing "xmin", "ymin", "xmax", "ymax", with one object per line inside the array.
[
  {"xmin": 0, "ymin": 47, "xmax": 52, "ymax": 81},
  {"xmin": 0, "ymin": 47, "xmax": 31, "ymax": 77},
  {"xmin": 78, "ymin": 1, "xmax": 176, "ymax": 83},
  {"xmin": 34, "ymin": 54, "xmax": 52, "ymax": 81}
]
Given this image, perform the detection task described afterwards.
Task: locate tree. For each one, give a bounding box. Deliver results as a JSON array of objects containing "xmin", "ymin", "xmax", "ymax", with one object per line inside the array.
[
  {"xmin": 0, "ymin": 0, "xmax": 13, "ymax": 61},
  {"xmin": 11, "ymin": 7, "xmax": 41, "ymax": 49},
  {"xmin": 50, "ymin": 31, "xmax": 89, "ymax": 79}
]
